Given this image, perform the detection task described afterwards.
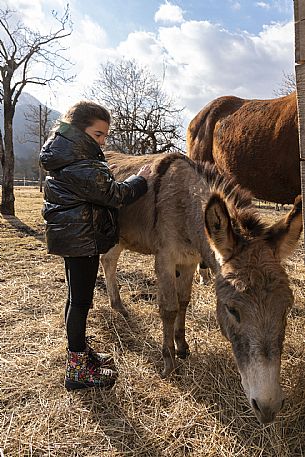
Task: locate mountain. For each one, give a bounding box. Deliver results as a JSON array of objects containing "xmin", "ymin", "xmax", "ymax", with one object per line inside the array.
[
  {"xmin": 0, "ymin": 92, "xmax": 61, "ymax": 178},
  {"xmin": 0, "ymin": 92, "xmax": 61, "ymax": 158}
]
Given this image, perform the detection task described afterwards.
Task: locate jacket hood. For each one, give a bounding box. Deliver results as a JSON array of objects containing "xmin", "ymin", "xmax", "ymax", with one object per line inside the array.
[{"xmin": 40, "ymin": 122, "xmax": 105, "ymax": 171}]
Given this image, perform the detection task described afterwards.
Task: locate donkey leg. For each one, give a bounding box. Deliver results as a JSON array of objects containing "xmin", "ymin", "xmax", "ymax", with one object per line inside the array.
[
  {"xmin": 175, "ymin": 263, "xmax": 196, "ymax": 359},
  {"xmin": 100, "ymin": 244, "xmax": 128, "ymax": 317},
  {"xmin": 155, "ymin": 255, "xmax": 178, "ymax": 378}
]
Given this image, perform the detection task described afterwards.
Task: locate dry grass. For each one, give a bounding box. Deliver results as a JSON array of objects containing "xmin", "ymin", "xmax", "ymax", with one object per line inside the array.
[{"xmin": 1, "ymin": 187, "xmax": 305, "ymax": 456}]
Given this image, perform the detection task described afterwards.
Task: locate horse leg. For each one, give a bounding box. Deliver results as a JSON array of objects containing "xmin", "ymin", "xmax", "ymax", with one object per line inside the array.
[
  {"xmin": 175, "ymin": 263, "xmax": 196, "ymax": 359},
  {"xmin": 155, "ymin": 254, "xmax": 178, "ymax": 378},
  {"xmin": 100, "ymin": 244, "xmax": 128, "ymax": 317}
]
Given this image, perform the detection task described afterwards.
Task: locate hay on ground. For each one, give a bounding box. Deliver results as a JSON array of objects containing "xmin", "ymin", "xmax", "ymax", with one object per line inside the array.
[{"xmin": 0, "ymin": 187, "xmax": 305, "ymax": 456}]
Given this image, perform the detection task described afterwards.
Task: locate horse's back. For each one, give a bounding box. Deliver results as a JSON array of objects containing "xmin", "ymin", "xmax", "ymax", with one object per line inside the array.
[{"xmin": 187, "ymin": 92, "xmax": 300, "ymax": 204}]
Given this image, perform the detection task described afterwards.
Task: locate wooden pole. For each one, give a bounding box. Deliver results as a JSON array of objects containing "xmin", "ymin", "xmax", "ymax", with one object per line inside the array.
[
  {"xmin": 294, "ymin": 0, "xmax": 305, "ymax": 262},
  {"xmin": 39, "ymin": 104, "xmax": 43, "ymax": 192}
]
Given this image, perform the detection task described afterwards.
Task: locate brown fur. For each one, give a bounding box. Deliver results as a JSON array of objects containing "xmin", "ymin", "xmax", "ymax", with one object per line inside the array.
[
  {"xmin": 186, "ymin": 92, "xmax": 300, "ymax": 204},
  {"xmin": 102, "ymin": 151, "xmax": 302, "ymax": 424}
]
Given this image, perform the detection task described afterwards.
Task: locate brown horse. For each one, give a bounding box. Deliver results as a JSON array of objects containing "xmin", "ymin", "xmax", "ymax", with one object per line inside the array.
[
  {"xmin": 102, "ymin": 151, "xmax": 302, "ymax": 424},
  {"xmin": 186, "ymin": 92, "xmax": 300, "ymax": 204}
]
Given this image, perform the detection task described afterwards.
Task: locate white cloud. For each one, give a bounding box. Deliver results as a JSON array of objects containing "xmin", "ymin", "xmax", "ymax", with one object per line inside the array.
[
  {"xmin": 8, "ymin": 1, "xmax": 43, "ymax": 26},
  {"xmin": 154, "ymin": 1, "xmax": 184, "ymax": 24},
  {"xmin": 0, "ymin": 0, "xmax": 74, "ymax": 109},
  {"xmin": 55, "ymin": 16, "xmax": 113, "ymax": 111},
  {"xmin": 117, "ymin": 31, "xmax": 167, "ymax": 72},
  {"xmin": 230, "ymin": 2, "xmax": 241, "ymax": 11},
  {"xmin": 13, "ymin": 1, "xmax": 294, "ymax": 130},
  {"xmin": 271, "ymin": 0, "xmax": 292, "ymax": 13},
  {"xmin": 0, "ymin": 0, "xmax": 113, "ymax": 113},
  {"xmin": 113, "ymin": 19, "xmax": 294, "ymax": 125},
  {"xmin": 256, "ymin": 2, "xmax": 271, "ymax": 9},
  {"xmin": 2, "ymin": 0, "xmax": 64, "ymax": 29},
  {"xmin": 255, "ymin": 0, "xmax": 292, "ymax": 13}
]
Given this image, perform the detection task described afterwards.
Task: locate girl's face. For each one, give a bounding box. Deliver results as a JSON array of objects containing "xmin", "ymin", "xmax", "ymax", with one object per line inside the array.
[{"xmin": 85, "ymin": 119, "xmax": 109, "ymax": 146}]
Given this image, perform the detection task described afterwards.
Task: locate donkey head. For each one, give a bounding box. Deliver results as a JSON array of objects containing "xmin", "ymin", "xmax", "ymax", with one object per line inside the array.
[{"xmin": 204, "ymin": 194, "xmax": 302, "ymax": 424}]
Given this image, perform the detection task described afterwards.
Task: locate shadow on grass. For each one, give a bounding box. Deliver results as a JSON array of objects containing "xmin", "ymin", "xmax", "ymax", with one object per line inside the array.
[
  {"xmin": 2, "ymin": 214, "xmax": 44, "ymax": 241},
  {"xmin": 94, "ymin": 302, "xmax": 163, "ymax": 371},
  {"xmin": 77, "ymin": 388, "xmax": 166, "ymax": 457},
  {"xmin": 96, "ymin": 267, "xmax": 157, "ymax": 292}
]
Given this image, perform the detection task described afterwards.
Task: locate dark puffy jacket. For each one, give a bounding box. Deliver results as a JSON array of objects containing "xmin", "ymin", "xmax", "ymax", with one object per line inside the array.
[{"xmin": 40, "ymin": 122, "xmax": 148, "ymax": 257}]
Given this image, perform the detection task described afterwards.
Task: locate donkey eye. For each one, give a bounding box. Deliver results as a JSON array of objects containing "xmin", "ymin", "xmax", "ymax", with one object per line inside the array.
[{"xmin": 226, "ymin": 306, "xmax": 241, "ymax": 323}]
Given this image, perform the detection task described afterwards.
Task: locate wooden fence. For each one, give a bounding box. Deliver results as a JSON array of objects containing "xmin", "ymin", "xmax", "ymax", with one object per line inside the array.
[{"xmin": 294, "ymin": 0, "xmax": 305, "ymax": 261}]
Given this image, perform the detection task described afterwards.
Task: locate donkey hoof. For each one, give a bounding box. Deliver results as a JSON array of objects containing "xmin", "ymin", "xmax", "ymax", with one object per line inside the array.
[
  {"xmin": 176, "ymin": 348, "xmax": 190, "ymax": 359},
  {"xmin": 161, "ymin": 370, "xmax": 168, "ymax": 379},
  {"xmin": 161, "ymin": 365, "xmax": 178, "ymax": 378},
  {"xmin": 111, "ymin": 302, "xmax": 129, "ymax": 317}
]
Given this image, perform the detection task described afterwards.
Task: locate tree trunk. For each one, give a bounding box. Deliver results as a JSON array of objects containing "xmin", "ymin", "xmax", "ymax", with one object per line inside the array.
[
  {"xmin": 1, "ymin": 96, "xmax": 15, "ymax": 215},
  {"xmin": 0, "ymin": 130, "xmax": 3, "ymax": 167}
]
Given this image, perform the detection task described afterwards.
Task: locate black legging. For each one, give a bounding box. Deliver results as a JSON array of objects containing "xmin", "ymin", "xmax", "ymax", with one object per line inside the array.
[{"xmin": 64, "ymin": 255, "xmax": 99, "ymax": 352}]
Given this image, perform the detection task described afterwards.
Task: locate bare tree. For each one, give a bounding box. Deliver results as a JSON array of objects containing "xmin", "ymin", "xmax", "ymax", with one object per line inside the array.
[
  {"xmin": 0, "ymin": 5, "xmax": 73, "ymax": 215},
  {"xmin": 23, "ymin": 104, "xmax": 55, "ymax": 145},
  {"xmin": 273, "ymin": 71, "xmax": 296, "ymax": 97},
  {"xmin": 18, "ymin": 103, "xmax": 58, "ymax": 182},
  {"xmin": 88, "ymin": 59, "xmax": 184, "ymax": 155}
]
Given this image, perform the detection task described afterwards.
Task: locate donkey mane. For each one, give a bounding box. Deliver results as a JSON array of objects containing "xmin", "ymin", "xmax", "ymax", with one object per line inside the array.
[{"xmin": 154, "ymin": 152, "xmax": 268, "ymax": 238}]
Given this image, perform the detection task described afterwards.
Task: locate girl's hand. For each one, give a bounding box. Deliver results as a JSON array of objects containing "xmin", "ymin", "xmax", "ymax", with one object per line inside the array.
[{"xmin": 137, "ymin": 164, "xmax": 152, "ymax": 179}]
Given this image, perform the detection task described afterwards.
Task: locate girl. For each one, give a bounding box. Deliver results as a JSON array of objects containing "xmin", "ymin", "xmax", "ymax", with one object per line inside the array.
[{"xmin": 40, "ymin": 101, "xmax": 151, "ymax": 391}]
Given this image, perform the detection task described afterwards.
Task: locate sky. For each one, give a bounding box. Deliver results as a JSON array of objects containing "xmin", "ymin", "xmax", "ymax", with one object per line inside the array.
[{"xmin": 1, "ymin": 0, "xmax": 295, "ymax": 127}]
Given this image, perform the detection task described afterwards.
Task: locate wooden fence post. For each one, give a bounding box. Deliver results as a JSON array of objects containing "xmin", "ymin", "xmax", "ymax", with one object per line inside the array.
[
  {"xmin": 39, "ymin": 104, "xmax": 43, "ymax": 193},
  {"xmin": 294, "ymin": 0, "xmax": 305, "ymax": 261}
]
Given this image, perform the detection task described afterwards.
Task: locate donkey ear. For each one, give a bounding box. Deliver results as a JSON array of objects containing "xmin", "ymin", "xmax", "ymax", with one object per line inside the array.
[
  {"xmin": 264, "ymin": 195, "xmax": 303, "ymax": 259},
  {"xmin": 205, "ymin": 193, "xmax": 236, "ymax": 263}
]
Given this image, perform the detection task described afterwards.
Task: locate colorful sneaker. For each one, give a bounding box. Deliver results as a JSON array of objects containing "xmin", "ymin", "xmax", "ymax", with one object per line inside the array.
[{"xmin": 65, "ymin": 350, "xmax": 118, "ymax": 391}]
